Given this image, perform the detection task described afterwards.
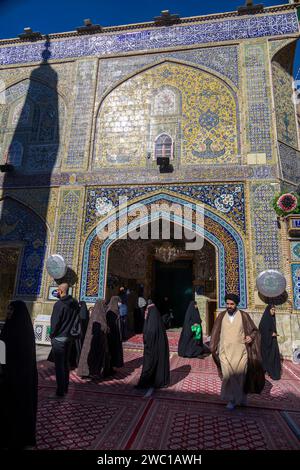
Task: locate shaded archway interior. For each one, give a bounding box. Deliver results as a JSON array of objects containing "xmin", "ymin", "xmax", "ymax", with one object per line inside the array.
[{"xmin": 106, "ymin": 221, "xmax": 216, "ymax": 328}]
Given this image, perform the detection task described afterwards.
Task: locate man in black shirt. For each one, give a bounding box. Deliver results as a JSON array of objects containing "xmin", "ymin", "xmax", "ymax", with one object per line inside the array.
[{"xmin": 50, "ymin": 283, "xmax": 79, "ymax": 398}]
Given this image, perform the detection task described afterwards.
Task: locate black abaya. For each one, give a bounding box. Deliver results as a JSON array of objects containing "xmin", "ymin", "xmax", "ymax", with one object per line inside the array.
[
  {"xmin": 69, "ymin": 301, "xmax": 89, "ymax": 368},
  {"xmin": 79, "ymin": 301, "xmax": 89, "ymax": 341},
  {"xmin": 87, "ymin": 322, "xmax": 111, "ymax": 377},
  {"xmin": 178, "ymin": 301, "xmax": 210, "ymax": 358},
  {"xmin": 259, "ymin": 305, "xmax": 281, "ymax": 380},
  {"xmin": 137, "ymin": 305, "xmax": 170, "ymax": 389},
  {"xmin": 106, "ymin": 310, "xmax": 124, "ymax": 368},
  {"xmin": 0, "ymin": 301, "xmax": 38, "ymax": 449},
  {"xmin": 134, "ymin": 306, "xmax": 145, "ymax": 333},
  {"xmin": 77, "ymin": 300, "xmax": 111, "ymax": 378}
]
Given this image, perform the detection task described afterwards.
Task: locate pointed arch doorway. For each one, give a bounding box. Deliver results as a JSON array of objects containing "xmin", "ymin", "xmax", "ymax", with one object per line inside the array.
[
  {"xmin": 105, "ymin": 226, "xmax": 217, "ymax": 328},
  {"xmin": 81, "ymin": 191, "xmax": 247, "ymax": 317}
]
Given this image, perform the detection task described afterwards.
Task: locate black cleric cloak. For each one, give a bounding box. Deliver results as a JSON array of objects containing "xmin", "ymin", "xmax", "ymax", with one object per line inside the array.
[{"xmin": 210, "ymin": 309, "xmax": 265, "ymax": 394}]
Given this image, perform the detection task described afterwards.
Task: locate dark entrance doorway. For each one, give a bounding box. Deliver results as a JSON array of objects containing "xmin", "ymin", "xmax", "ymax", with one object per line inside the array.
[{"xmin": 154, "ymin": 259, "xmax": 193, "ymax": 327}]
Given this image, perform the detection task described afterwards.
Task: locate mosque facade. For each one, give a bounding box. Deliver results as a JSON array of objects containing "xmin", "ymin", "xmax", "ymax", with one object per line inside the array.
[{"xmin": 0, "ymin": 3, "xmax": 300, "ymax": 357}]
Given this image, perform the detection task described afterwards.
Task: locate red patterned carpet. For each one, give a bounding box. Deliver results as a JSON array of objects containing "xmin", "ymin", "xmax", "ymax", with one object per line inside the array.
[
  {"xmin": 130, "ymin": 400, "xmax": 299, "ymax": 450},
  {"xmin": 36, "ymin": 331, "xmax": 300, "ymax": 450},
  {"xmin": 125, "ymin": 330, "xmax": 181, "ymax": 352},
  {"xmin": 36, "ymin": 389, "xmax": 149, "ymax": 450}
]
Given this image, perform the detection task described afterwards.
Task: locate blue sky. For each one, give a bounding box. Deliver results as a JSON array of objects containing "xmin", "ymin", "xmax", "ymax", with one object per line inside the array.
[{"xmin": 0, "ymin": 0, "xmax": 299, "ymax": 76}]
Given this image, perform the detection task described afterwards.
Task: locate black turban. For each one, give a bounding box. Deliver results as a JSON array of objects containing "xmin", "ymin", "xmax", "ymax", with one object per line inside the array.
[{"xmin": 224, "ymin": 293, "xmax": 240, "ymax": 305}]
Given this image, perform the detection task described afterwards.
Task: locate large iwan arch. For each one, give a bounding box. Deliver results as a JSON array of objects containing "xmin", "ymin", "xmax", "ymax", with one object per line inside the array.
[
  {"xmin": 93, "ymin": 60, "xmax": 240, "ymax": 168},
  {"xmin": 0, "ymin": 196, "xmax": 48, "ymax": 297}
]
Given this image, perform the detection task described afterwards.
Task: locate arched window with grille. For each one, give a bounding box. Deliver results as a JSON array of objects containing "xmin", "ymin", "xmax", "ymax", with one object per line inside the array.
[{"xmin": 155, "ymin": 134, "xmax": 173, "ymax": 160}]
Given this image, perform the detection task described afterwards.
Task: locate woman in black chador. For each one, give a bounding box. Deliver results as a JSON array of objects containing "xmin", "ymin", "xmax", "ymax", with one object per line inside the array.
[
  {"xmin": 0, "ymin": 301, "xmax": 38, "ymax": 449},
  {"xmin": 178, "ymin": 300, "xmax": 210, "ymax": 358},
  {"xmin": 106, "ymin": 296, "xmax": 124, "ymax": 368},
  {"xmin": 69, "ymin": 300, "xmax": 90, "ymax": 368},
  {"xmin": 78, "ymin": 300, "xmax": 89, "ymax": 342},
  {"xmin": 259, "ymin": 304, "xmax": 281, "ymax": 380},
  {"xmin": 136, "ymin": 303, "xmax": 170, "ymax": 389},
  {"xmin": 77, "ymin": 300, "xmax": 111, "ymax": 379}
]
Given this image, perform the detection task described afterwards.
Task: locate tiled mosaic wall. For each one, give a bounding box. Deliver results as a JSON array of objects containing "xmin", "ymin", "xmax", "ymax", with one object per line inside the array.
[
  {"xmin": 0, "ymin": 40, "xmax": 287, "ymax": 179},
  {"xmin": 0, "ymin": 11, "xmax": 297, "ymax": 65},
  {"xmin": 243, "ymin": 43, "xmax": 273, "ymax": 161},
  {"xmin": 291, "ymin": 264, "xmax": 300, "ymax": 311},
  {"xmin": 289, "ymin": 240, "xmax": 300, "ymax": 312},
  {"xmin": 0, "ymin": 69, "xmax": 66, "ymax": 173},
  {"xmin": 272, "ymin": 43, "xmax": 298, "ymax": 149},
  {"xmin": 278, "ymin": 142, "xmax": 300, "ymax": 185},
  {"xmin": 65, "ymin": 59, "xmax": 98, "ymax": 169},
  {"xmin": 84, "ymin": 183, "xmax": 246, "ymax": 234},
  {"xmin": 96, "ymin": 46, "xmax": 239, "ymax": 98},
  {"xmin": 94, "ymin": 62, "xmax": 239, "ymax": 168},
  {"xmin": 53, "ymin": 189, "xmax": 83, "ymax": 269},
  {"xmin": 250, "ymin": 183, "xmax": 282, "ymax": 277}
]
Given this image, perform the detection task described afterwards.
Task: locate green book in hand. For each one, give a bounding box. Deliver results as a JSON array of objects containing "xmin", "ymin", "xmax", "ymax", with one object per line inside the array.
[{"xmin": 191, "ymin": 324, "xmax": 202, "ymax": 341}]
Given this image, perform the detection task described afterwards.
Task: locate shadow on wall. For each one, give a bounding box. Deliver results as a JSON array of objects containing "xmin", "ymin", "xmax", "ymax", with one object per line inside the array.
[
  {"xmin": 0, "ymin": 37, "xmax": 60, "ymax": 317},
  {"xmin": 258, "ymin": 291, "xmax": 289, "ymax": 306},
  {"xmin": 55, "ymin": 268, "xmax": 79, "ymax": 289}
]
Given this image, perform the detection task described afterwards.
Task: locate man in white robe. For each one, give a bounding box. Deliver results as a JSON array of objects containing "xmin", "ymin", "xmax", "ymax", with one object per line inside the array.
[{"xmin": 210, "ymin": 293, "xmax": 264, "ymax": 410}]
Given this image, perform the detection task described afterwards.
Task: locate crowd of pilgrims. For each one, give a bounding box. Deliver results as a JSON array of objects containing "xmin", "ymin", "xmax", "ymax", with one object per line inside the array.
[{"xmin": 0, "ymin": 284, "xmax": 283, "ymax": 449}]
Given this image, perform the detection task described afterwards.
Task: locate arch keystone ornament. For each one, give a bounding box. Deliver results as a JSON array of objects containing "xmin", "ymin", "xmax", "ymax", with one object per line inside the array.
[{"xmin": 80, "ymin": 192, "xmax": 247, "ymax": 309}]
